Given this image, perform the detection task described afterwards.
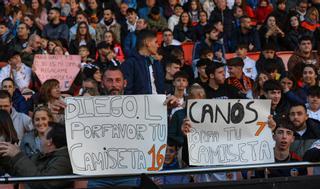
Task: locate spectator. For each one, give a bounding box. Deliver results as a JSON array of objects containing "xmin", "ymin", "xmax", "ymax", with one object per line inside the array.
[
  {"xmin": 123, "ymin": 18, "xmax": 149, "ymax": 57},
  {"xmin": 193, "ymin": 58, "xmax": 209, "ymax": 88},
  {"xmin": 235, "ymin": 44, "xmax": 257, "ymax": 80},
  {"xmin": 234, "ymin": 15, "xmax": 261, "ymax": 52},
  {"xmin": 285, "ymin": 13, "xmax": 304, "ymax": 51},
  {"xmin": 78, "ymin": 45, "xmax": 95, "ymax": 65},
  {"xmin": 20, "ymin": 106, "xmax": 53, "ymax": 157},
  {"xmin": 22, "ymin": 13, "xmax": 41, "ymax": 35},
  {"xmin": 271, "ymin": 0, "xmax": 288, "ymax": 30},
  {"xmin": 85, "ymin": 0, "xmax": 103, "ymax": 26},
  {"xmin": 5, "ymin": 0, "xmax": 27, "ymax": 17},
  {"xmin": 253, "ymin": 72, "xmax": 270, "ymax": 99},
  {"xmin": 0, "ymin": 109, "xmax": 19, "ymax": 144},
  {"xmin": 164, "ymin": 56, "xmax": 181, "ymax": 95},
  {"xmin": 28, "ymin": 0, "xmax": 48, "ymax": 31},
  {"xmin": 8, "ymin": 23, "xmax": 30, "ymax": 53},
  {"xmin": 69, "ymin": 11, "xmax": 96, "ymax": 41},
  {"xmin": 159, "ymin": 28, "xmax": 182, "ymax": 57},
  {"xmin": 255, "ymin": 120, "xmax": 307, "ymax": 178},
  {"xmin": 256, "ymin": 43, "xmax": 286, "ymax": 76},
  {"xmin": 121, "ymin": 29, "xmax": 165, "ymax": 94},
  {"xmin": 66, "ymin": 0, "xmax": 83, "ymax": 27},
  {"xmin": 233, "ymin": 0, "xmax": 256, "ymax": 20},
  {"xmin": 0, "ymin": 21, "xmax": 14, "ymax": 61},
  {"xmin": 203, "ymin": 0, "xmax": 215, "ymax": 18},
  {"xmin": 209, "ymin": 0, "xmax": 234, "ymax": 41},
  {"xmin": 255, "ymin": 0, "xmax": 273, "ymax": 25},
  {"xmin": 121, "ymin": 8, "xmax": 139, "ymax": 44},
  {"xmin": 205, "ymin": 62, "xmax": 244, "ymax": 99},
  {"xmin": 300, "ymin": 7, "xmax": 319, "ymax": 46},
  {"xmin": 69, "ymin": 21, "xmax": 96, "ymax": 59},
  {"xmin": 55, "ymin": 0, "xmax": 71, "ymax": 17},
  {"xmin": 0, "ymin": 51, "xmax": 31, "ymax": 91},
  {"xmin": 194, "ymin": 10, "xmax": 209, "ymax": 41},
  {"xmin": 295, "ymin": 0, "xmax": 308, "ymax": 21},
  {"xmin": 288, "ymin": 103, "xmax": 320, "ymax": 157},
  {"xmin": 82, "ymin": 64, "xmax": 102, "ymax": 86},
  {"xmin": 287, "ymin": 35, "xmax": 319, "ymax": 82},
  {"xmin": 42, "ymin": 7, "xmax": 69, "ymax": 41},
  {"xmin": 21, "ymin": 33, "xmax": 43, "ymax": 67},
  {"xmin": 168, "ymin": 4, "xmax": 184, "ymax": 31},
  {"xmin": 163, "ymin": 0, "xmax": 178, "ymax": 19},
  {"xmin": 188, "ymin": 0, "xmax": 202, "ymax": 24},
  {"xmin": 263, "ymin": 80, "xmax": 290, "ymax": 122},
  {"xmin": 0, "ymin": 122, "xmax": 73, "ymax": 189},
  {"xmin": 147, "ymin": 6, "xmax": 168, "ymax": 33},
  {"xmin": 0, "ymin": 90, "xmax": 33, "ymax": 141},
  {"xmin": 138, "ymin": 0, "xmax": 163, "ymax": 20},
  {"xmin": 173, "ymin": 11, "xmax": 196, "ymax": 43},
  {"xmin": 103, "ymin": 30, "xmax": 124, "ymax": 62},
  {"xmin": 259, "ymin": 14, "xmax": 286, "ymax": 51},
  {"xmin": 226, "ymin": 57, "xmax": 254, "ymax": 98},
  {"xmin": 306, "ymin": 86, "xmax": 320, "ymax": 121},
  {"xmin": 1, "ymin": 78, "xmax": 28, "ymax": 115},
  {"xmin": 94, "ymin": 41, "xmax": 120, "ymax": 71},
  {"xmin": 96, "ymin": 8, "xmax": 121, "ymax": 44}
]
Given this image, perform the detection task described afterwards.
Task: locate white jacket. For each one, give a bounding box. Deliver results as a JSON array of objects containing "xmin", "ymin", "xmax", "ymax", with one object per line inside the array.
[
  {"xmin": 0, "ymin": 63, "xmax": 31, "ymax": 91},
  {"xmin": 11, "ymin": 108, "xmax": 34, "ymax": 140}
]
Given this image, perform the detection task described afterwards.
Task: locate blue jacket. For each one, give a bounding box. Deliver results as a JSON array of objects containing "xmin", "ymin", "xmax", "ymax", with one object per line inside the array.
[
  {"xmin": 121, "ymin": 52, "xmax": 165, "ymax": 94},
  {"xmin": 12, "ymin": 89, "xmax": 29, "ymax": 115}
]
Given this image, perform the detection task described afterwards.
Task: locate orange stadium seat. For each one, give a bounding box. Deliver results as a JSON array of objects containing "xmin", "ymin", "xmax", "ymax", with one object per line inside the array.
[
  {"xmin": 74, "ymin": 180, "xmax": 88, "ymax": 189},
  {"xmin": 0, "ymin": 61, "xmax": 7, "ymax": 68},
  {"xmin": 156, "ymin": 32, "xmax": 163, "ymax": 46},
  {"xmin": 225, "ymin": 53, "xmax": 236, "ymax": 60},
  {"xmin": 277, "ymin": 51, "xmax": 294, "ymax": 71},
  {"xmin": 181, "ymin": 42, "xmax": 195, "ymax": 65},
  {"xmin": 247, "ymin": 52, "xmax": 260, "ymax": 61}
]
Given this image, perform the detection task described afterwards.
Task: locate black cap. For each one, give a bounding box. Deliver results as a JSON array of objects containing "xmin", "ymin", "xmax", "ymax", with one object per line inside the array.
[{"xmin": 226, "ymin": 57, "xmax": 244, "ymax": 67}]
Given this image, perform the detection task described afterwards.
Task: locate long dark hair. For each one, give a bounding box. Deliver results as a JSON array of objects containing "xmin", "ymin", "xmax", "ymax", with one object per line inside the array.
[
  {"xmin": 0, "ymin": 110, "xmax": 19, "ymax": 144},
  {"xmin": 75, "ymin": 21, "xmax": 92, "ymax": 43},
  {"xmin": 178, "ymin": 11, "xmax": 193, "ymax": 29}
]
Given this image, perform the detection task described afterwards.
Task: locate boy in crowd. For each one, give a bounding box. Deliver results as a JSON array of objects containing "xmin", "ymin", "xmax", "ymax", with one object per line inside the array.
[
  {"xmin": 79, "ymin": 45, "xmax": 95, "ymax": 67},
  {"xmin": 235, "ymin": 44, "xmax": 257, "ymax": 80},
  {"xmin": 164, "ymin": 56, "xmax": 181, "ymax": 95},
  {"xmin": 194, "ymin": 58, "xmax": 209, "ymax": 88},
  {"xmin": 306, "ymin": 86, "xmax": 320, "ymax": 121},
  {"xmin": 169, "ymin": 71, "xmax": 189, "ymax": 118}
]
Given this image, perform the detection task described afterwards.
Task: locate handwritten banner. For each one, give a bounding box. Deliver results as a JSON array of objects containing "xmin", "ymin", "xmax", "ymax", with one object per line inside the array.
[
  {"xmin": 65, "ymin": 95, "xmax": 167, "ymax": 175},
  {"xmin": 187, "ymin": 99, "xmax": 274, "ymax": 166},
  {"xmin": 33, "ymin": 54, "xmax": 81, "ymax": 91}
]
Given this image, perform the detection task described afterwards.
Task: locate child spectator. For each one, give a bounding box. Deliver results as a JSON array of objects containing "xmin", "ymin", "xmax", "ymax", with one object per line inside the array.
[
  {"xmin": 164, "ymin": 56, "xmax": 181, "ymax": 95},
  {"xmin": 306, "ymin": 86, "xmax": 320, "ymax": 121},
  {"xmin": 79, "ymin": 45, "xmax": 95, "ymax": 67},
  {"xmin": 194, "ymin": 58, "xmax": 209, "ymax": 88},
  {"xmin": 168, "ymin": 4, "xmax": 184, "ymax": 31},
  {"xmin": 235, "ymin": 44, "xmax": 257, "ymax": 80},
  {"xmin": 169, "ymin": 71, "xmax": 189, "ymax": 118}
]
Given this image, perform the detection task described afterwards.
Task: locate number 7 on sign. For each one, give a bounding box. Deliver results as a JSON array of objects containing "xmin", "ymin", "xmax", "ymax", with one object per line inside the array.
[{"xmin": 255, "ymin": 122, "xmax": 266, "ymax": 136}]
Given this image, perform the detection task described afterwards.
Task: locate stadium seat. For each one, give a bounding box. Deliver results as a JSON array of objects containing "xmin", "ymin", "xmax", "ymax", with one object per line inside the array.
[
  {"xmin": 277, "ymin": 51, "xmax": 294, "ymax": 71},
  {"xmin": 181, "ymin": 42, "xmax": 195, "ymax": 65},
  {"xmin": 225, "ymin": 53, "xmax": 236, "ymax": 60},
  {"xmin": 247, "ymin": 52, "xmax": 260, "ymax": 61},
  {"xmin": 156, "ymin": 32, "xmax": 163, "ymax": 46},
  {"xmin": 0, "ymin": 61, "xmax": 7, "ymax": 68}
]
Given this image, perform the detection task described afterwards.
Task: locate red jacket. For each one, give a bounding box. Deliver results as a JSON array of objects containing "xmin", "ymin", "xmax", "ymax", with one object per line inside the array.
[{"xmin": 255, "ymin": 0, "xmax": 273, "ymax": 24}]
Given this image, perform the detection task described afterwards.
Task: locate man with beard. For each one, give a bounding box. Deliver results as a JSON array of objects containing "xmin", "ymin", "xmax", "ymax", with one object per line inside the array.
[
  {"xmin": 101, "ymin": 67, "xmax": 126, "ymax": 95},
  {"xmin": 234, "ymin": 15, "xmax": 261, "ymax": 52},
  {"xmin": 42, "ymin": 7, "xmax": 69, "ymax": 42},
  {"xmin": 204, "ymin": 62, "xmax": 245, "ymax": 99},
  {"xmin": 288, "ymin": 103, "xmax": 320, "ymax": 157}
]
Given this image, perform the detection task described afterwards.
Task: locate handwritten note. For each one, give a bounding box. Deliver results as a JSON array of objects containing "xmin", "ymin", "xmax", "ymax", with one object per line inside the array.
[
  {"xmin": 187, "ymin": 99, "xmax": 274, "ymax": 166},
  {"xmin": 65, "ymin": 95, "xmax": 167, "ymax": 175},
  {"xmin": 33, "ymin": 54, "xmax": 81, "ymax": 91}
]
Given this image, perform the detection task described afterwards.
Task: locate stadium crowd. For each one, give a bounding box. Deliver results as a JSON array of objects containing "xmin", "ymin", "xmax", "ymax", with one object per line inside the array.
[{"xmin": 1, "ymin": 0, "xmax": 320, "ymax": 188}]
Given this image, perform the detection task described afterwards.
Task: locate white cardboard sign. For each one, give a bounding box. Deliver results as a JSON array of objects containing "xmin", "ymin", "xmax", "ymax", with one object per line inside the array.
[
  {"xmin": 65, "ymin": 95, "xmax": 167, "ymax": 175},
  {"xmin": 187, "ymin": 99, "xmax": 275, "ymax": 166}
]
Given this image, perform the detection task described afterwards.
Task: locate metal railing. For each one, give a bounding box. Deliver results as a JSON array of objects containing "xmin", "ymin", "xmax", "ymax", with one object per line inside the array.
[{"xmin": 1, "ymin": 161, "xmax": 320, "ymax": 184}]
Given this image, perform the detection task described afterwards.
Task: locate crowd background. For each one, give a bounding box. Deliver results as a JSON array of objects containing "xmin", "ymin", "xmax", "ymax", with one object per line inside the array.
[{"xmin": 1, "ymin": 0, "xmax": 320, "ymax": 188}]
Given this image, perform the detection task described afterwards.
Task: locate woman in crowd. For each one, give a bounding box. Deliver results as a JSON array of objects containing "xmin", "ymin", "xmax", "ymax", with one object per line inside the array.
[
  {"xmin": 23, "ymin": 13, "xmax": 41, "ymax": 35},
  {"xmin": 69, "ymin": 21, "xmax": 96, "ymax": 59},
  {"xmin": 103, "ymin": 30, "xmax": 125, "ymax": 62},
  {"xmin": 253, "ymin": 72, "xmax": 270, "ymax": 99},
  {"xmin": 188, "ymin": 0, "xmax": 202, "ymax": 24},
  {"xmin": 286, "ymin": 64, "xmax": 319, "ymax": 104},
  {"xmin": 20, "ymin": 106, "xmax": 54, "ymax": 157},
  {"xmin": 285, "ymin": 14, "xmax": 304, "ymax": 51},
  {"xmin": 259, "ymin": 14, "xmax": 285, "ymax": 51},
  {"xmin": 173, "ymin": 11, "xmax": 196, "ymax": 43},
  {"xmin": 28, "ymin": 0, "xmax": 48, "ymax": 30}
]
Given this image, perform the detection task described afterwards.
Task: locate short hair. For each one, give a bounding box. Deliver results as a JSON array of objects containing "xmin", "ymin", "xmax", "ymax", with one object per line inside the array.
[
  {"xmin": 162, "ymin": 28, "xmax": 172, "ymax": 34},
  {"xmin": 196, "ymin": 58, "xmax": 211, "ymax": 67},
  {"xmin": 0, "ymin": 20, "xmax": 8, "ymax": 27},
  {"xmin": 308, "ymin": 86, "xmax": 320, "ymax": 97},
  {"xmin": 0, "ymin": 90, "xmax": 12, "ymax": 102},
  {"xmin": 239, "ymin": 15, "xmax": 250, "ymax": 21},
  {"xmin": 50, "ymin": 7, "xmax": 61, "ymax": 14},
  {"xmin": 204, "ymin": 24, "xmax": 218, "ymax": 35},
  {"xmin": 1, "ymin": 78, "xmax": 15, "ymax": 86},
  {"xmin": 79, "ymin": 45, "xmax": 89, "ymax": 51},
  {"xmin": 173, "ymin": 71, "xmax": 189, "ymax": 81},
  {"xmin": 263, "ymin": 80, "xmax": 282, "ymax": 92},
  {"xmin": 299, "ymin": 35, "xmax": 313, "ymax": 43},
  {"xmin": 76, "ymin": 10, "xmax": 88, "ymax": 19},
  {"xmin": 102, "ymin": 66, "xmax": 124, "ymax": 78},
  {"xmin": 127, "ymin": 8, "xmax": 137, "ymax": 14},
  {"xmin": 164, "ymin": 55, "xmax": 181, "ymax": 67},
  {"xmin": 136, "ymin": 29, "xmax": 157, "ymax": 50},
  {"xmin": 264, "ymin": 59, "xmax": 279, "ymax": 73},
  {"xmin": 275, "ymin": 118, "xmax": 295, "ymax": 132},
  {"xmin": 290, "ymin": 103, "xmax": 307, "ymax": 113},
  {"xmin": 47, "ymin": 122, "xmax": 67, "ymax": 148},
  {"xmin": 236, "ymin": 43, "xmax": 249, "ymax": 50},
  {"xmin": 205, "ymin": 63, "xmax": 225, "ymax": 76}
]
